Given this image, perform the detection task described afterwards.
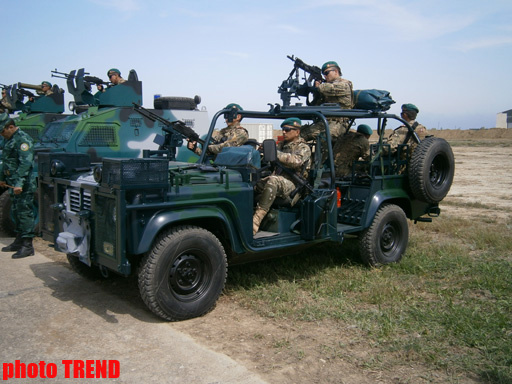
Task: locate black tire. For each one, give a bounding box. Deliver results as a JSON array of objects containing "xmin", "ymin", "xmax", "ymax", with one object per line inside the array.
[
  {"xmin": 138, "ymin": 225, "xmax": 227, "ymax": 321},
  {"xmin": 409, "ymin": 137, "xmax": 454, "ymax": 204},
  {"xmin": 0, "ymin": 191, "xmax": 14, "ymax": 236},
  {"xmin": 359, "ymin": 204, "xmax": 409, "ymax": 266},
  {"xmin": 153, "ymin": 96, "xmax": 199, "ymax": 111},
  {"xmin": 67, "ymin": 254, "xmax": 104, "ymax": 280}
]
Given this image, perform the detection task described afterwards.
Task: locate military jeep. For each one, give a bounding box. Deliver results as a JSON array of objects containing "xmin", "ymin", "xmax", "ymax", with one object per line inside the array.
[{"xmin": 38, "ymin": 99, "xmax": 455, "ymax": 321}]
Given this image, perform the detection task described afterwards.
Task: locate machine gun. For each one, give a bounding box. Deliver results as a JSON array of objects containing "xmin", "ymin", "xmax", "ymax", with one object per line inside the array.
[
  {"xmin": 51, "ymin": 69, "xmax": 110, "ymax": 90},
  {"xmin": 133, "ymin": 103, "xmax": 204, "ymax": 145},
  {"xmin": 278, "ymin": 55, "xmax": 323, "ymax": 107}
]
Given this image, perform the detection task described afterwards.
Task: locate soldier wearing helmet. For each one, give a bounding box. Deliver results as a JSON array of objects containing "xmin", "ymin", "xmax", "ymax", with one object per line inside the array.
[
  {"xmin": 300, "ymin": 60, "xmax": 354, "ymax": 160},
  {"xmin": 387, "ymin": 103, "xmax": 427, "ymax": 157},
  {"xmin": 107, "ymin": 68, "xmax": 126, "ymax": 86},
  {"xmin": 253, "ymin": 117, "xmax": 311, "ymax": 235},
  {"xmin": 187, "ymin": 103, "xmax": 248, "ymax": 157},
  {"xmin": 333, "ymin": 124, "xmax": 373, "ymax": 178}
]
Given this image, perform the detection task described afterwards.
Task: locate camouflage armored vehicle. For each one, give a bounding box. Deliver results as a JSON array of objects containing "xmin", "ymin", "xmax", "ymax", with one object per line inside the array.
[
  {"xmin": 0, "ymin": 69, "xmax": 208, "ymax": 235},
  {"xmin": 38, "ymin": 58, "xmax": 454, "ymax": 321}
]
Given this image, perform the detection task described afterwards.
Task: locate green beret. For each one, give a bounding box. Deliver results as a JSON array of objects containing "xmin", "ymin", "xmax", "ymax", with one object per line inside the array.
[
  {"xmin": 225, "ymin": 103, "xmax": 243, "ymax": 111},
  {"xmin": 107, "ymin": 68, "xmax": 121, "ymax": 76},
  {"xmin": 401, "ymin": 103, "xmax": 419, "ymax": 113},
  {"xmin": 321, "ymin": 61, "xmax": 340, "ymax": 73},
  {"xmin": 357, "ymin": 124, "xmax": 373, "ymax": 136},
  {"xmin": 281, "ymin": 117, "xmax": 302, "ymax": 129},
  {"xmin": 41, "ymin": 81, "xmax": 52, "ymax": 87},
  {"xmin": 0, "ymin": 112, "xmax": 9, "ymax": 132}
]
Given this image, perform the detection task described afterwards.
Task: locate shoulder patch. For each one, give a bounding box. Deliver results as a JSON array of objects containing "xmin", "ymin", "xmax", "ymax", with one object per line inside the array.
[{"xmin": 20, "ymin": 143, "xmax": 30, "ymax": 151}]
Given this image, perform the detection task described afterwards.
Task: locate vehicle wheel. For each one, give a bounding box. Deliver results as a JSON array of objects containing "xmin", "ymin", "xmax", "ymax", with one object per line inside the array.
[
  {"xmin": 359, "ymin": 204, "xmax": 409, "ymax": 266},
  {"xmin": 67, "ymin": 254, "xmax": 104, "ymax": 280},
  {"xmin": 0, "ymin": 190, "xmax": 39, "ymax": 237},
  {"xmin": 138, "ymin": 225, "xmax": 227, "ymax": 321},
  {"xmin": 409, "ymin": 137, "xmax": 454, "ymax": 204},
  {"xmin": 0, "ymin": 191, "xmax": 15, "ymax": 236}
]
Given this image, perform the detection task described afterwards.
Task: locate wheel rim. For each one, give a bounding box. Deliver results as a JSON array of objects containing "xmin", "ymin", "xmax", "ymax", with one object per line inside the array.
[
  {"xmin": 380, "ymin": 221, "xmax": 401, "ymax": 257},
  {"xmin": 168, "ymin": 253, "xmax": 212, "ymax": 302},
  {"xmin": 429, "ymin": 153, "xmax": 449, "ymax": 189}
]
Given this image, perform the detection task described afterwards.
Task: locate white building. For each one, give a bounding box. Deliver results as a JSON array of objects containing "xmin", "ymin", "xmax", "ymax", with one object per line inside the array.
[
  {"xmin": 243, "ymin": 123, "xmax": 274, "ymax": 142},
  {"xmin": 496, "ymin": 109, "xmax": 512, "ymax": 128}
]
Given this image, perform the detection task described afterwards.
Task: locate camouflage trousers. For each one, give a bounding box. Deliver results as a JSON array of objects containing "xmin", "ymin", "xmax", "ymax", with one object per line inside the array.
[
  {"xmin": 300, "ymin": 118, "xmax": 351, "ymax": 164},
  {"xmin": 9, "ymin": 189, "xmax": 35, "ymax": 238},
  {"xmin": 255, "ymin": 175, "xmax": 295, "ymax": 212}
]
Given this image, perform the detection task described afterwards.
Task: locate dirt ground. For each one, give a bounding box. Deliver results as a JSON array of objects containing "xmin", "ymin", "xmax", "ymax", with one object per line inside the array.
[{"xmin": 32, "ymin": 128, "xmax": 512, "ymax": 384}]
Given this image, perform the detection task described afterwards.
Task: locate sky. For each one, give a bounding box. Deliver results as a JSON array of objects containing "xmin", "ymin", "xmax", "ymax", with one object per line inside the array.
[{"xmin": 2, "ymin": 0, "xmax": 511, "ymax": 130}]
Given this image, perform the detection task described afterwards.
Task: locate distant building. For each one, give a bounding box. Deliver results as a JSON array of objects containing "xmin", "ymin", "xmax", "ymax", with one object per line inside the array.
[
  {"xmin": 243, "ymin": 123, "xmax": 274, "ymax": 142},
  {"xmin": 496, "ymin": 109, "xmax": 512, "ymax": 128}
]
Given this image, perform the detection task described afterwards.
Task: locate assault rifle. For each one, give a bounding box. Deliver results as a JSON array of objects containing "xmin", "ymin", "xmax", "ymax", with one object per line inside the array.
[
  {"xmin": 132, "ymin": 103, "xmax": 204, "ymax": 145},
  {"xmin": 278, "ymin": 55, "xmax": 323, "ymax": 107}
]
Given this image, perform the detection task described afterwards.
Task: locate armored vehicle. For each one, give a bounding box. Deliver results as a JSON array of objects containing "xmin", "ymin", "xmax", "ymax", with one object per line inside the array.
[
  {"xmin": 38, "ymin": 58, "xmax": 454, "ymax": 322},
  {"xmin": 0, "ymin": 69, "xmax": 208, "ymax": 235}
]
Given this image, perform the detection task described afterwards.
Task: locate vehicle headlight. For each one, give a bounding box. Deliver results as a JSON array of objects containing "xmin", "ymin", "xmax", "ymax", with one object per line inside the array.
[{"xmin": 50, "ymin": 160, "xmax": 65, "ymax": 176}]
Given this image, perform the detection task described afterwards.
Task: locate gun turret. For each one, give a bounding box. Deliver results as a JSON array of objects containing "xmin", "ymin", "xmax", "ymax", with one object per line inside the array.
[{"xmin": 278, "ymin": 55, "xmax": 323, "ymax": 107}]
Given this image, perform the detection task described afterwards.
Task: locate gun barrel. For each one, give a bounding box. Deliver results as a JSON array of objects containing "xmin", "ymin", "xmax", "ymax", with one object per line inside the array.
[{"xmin": 18, "ymin": 82, "xmax": 43, "ymax": 91}]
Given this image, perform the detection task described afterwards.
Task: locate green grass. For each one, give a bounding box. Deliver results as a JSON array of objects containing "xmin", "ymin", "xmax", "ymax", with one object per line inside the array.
[{"xmin": 226, "ymin": 215, "xmax": 512, "ymax": 383}]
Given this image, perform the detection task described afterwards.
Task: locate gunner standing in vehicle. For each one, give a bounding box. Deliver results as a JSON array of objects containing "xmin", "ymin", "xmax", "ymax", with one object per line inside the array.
[
  {"xmin": 187, "ymin": 103, "xmax": 248, "ymax": 157},
  {"xmin": 0, "ymin": 114, "xmax": 36, "ymax": 258},
  {"xmin": 300, "ymin": 61, "xmax": 354, "ymax": 146},
  {"xmin": 107, "ymin": 68, "xmax": 126, "ymax": 86},
  {"xmin": 253, "ymin": 118, "xmax": 311, "ymax": 235}
]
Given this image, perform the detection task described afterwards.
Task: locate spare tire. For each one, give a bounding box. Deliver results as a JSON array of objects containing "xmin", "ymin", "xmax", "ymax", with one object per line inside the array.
[
  {"xmin": 409, "ymin": 137, "xmax": 454, "ymax": 204},
  {"xmin": 154, "ymin": 96, "xmax": 200, "ymax": 110}
]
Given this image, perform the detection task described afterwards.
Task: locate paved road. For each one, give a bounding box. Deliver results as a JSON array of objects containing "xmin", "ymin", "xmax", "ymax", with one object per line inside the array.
[{"xmin": 0, "ymin": 237, "xmax": 268, "ymax": 384}]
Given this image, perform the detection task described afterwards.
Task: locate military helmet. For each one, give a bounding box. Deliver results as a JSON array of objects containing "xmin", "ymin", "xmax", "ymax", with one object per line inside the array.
[
  {"xmin": 321, "ymin": 61, "xmax": 341, "ymax": 75},
  {"xmin": 281, "ymin": 117, "xmax": 302, "ymax": 129},
  {"xmin": 401, "ymin": 103, "xmax": 419, "ymax": 113},
  {"xmin": 225, "ymin": 103, "xmax": 243, "ymax": 111},
  {"xmin": 357, "ymin": 124, "xmax": 373, "ymax": 136},
  {"xmin": 107, "ymin": 68, "xmax": 121, "ymax": 77}
]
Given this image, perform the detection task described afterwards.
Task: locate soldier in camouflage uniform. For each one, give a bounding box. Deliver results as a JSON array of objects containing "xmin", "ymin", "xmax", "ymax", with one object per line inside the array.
[
  {"xmin": 253, "ymin": 117, "xmax": 311, "ymax": 235},
  {"xmin": 333, "ymin": 124, "xmax": 372, "ymax": 178},
  {"xmin": 387, "ymin": 103, "xmax": 427, "ymax": 159},
  {"xmin": 301, "ymin": 61, "xmax": 354, "ymax": 154},
  {"xmin": 187, "ymin": 103, "xmax": 248, "ymax": 157},
  {"xmin": 0, "ymin": 114, "xmax": 36, "ymax": 258},
  {"xmin": 107, "ymin": 68, "xmax": 126, "ymax": 86},
  {"xmin": 27, "ymin": 81, "xmax": 53, "ymax": 103},
  {"xmin": 1, "ymin": 88, "xmax": 13, "ymax": 113}
]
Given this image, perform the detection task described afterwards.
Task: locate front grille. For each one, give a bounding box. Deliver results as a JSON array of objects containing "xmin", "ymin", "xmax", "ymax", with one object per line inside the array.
[{"xmin": 68, "ymin": 188, "xmax": 91, "ymax": 212}]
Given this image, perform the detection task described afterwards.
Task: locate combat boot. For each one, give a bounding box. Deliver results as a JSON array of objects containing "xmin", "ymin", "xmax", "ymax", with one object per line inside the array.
[
  {"xmin": 12, "ymin": 238, "xmax": 34, "ymax": 259},
  {"xmin": 2, "ymin": 234, "xmax": 23, "ymax": 252},
  {"xmin": 253, "ymin": 208, "xmax": 268, "ymax": 235}
]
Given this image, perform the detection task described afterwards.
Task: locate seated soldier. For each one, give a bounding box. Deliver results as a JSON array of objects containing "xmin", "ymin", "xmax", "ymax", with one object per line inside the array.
[
  {"xmin": 387, "ymin": 103, "xmax": 427, "ymax": 156},
  {"xmin": 333, "ymin": 124, "xmax": 372, "ymax": 178},
  {"xmin": 187, "ymin": 103, "xmax": 248, "ymax": 158},
  {"xmin": 27, "ymin": 81, "xmax": 53, "ymax": 103},
  {"xmin": 253, "ymin": 118, "xmax": 311, "ymax": 235}
]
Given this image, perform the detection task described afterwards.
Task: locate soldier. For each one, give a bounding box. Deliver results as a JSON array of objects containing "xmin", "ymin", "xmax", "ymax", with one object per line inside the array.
[
  {"xmin": 27, "ymin": 81, "xmax": 53, "ymax": 103},
  {"xmin": 333, "ymin": 124, "xmax": 372, "ymax": 178},
  {"xmin": 253, "ymin": 117, "xmax": 311, "ymax": 235},
  {"xmin": 107, "ymin": 68, "xmax": 126, "ymax": 86},
  {"xmin": 300, "ymin": 60, "xmax": 354, "ymax": 150},
  {"xmin": 187, "ymin": 103, "xmax": 248, "ymax": 157},
  {"xmin": 387, "ymin": 103, "xmax": 427, "ymax": 156},
  {"xmin": 0, "ymin": 114, "xmax": 36, "ymax": 258},
  {"xmin": 0, "ymin": 88, "xmax": 13, "ymax": 113}
]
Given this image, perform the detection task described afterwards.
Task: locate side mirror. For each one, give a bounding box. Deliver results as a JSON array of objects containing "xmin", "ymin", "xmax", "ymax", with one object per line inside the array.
[{"xmin": 262, "ymin": 139, "xmax": 277, "ymax": 163}]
